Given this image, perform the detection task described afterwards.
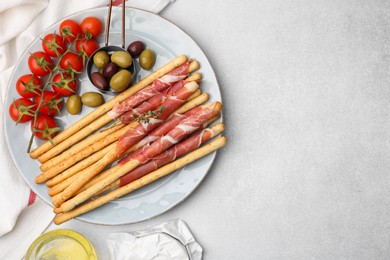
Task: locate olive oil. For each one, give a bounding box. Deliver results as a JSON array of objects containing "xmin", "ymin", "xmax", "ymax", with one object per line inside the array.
[{"xmin": 26, "ymin": 229, "xmax": 96, "ymax": 260}]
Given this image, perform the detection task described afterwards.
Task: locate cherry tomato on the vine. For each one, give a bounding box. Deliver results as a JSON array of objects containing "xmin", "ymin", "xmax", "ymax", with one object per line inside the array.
[
  {"xmin": 35, "ymin": 91, "xmax": 63, "ymax": 116},
  {"xmin": 80, "ymin": 16, "xmax": 102, "ymax": 38},
  {"xmin": 52, "ymin": 72, "xmax": 78, "ymax": 97},
  {"xmin": 76, "ymin": 38, "xmax": 99, "ymax": 58},
  {"xmin": 59, "ymin": 52, "xmax": 84, "ymax": 72},
  {"xmin": 31, "ymin": 115, "xmax": 60, "ymax": 140},
  {"xmin": 16, "ymin": 74, "xmax": 42, "ymax": 99},
  {"xmin": 28, "ymin": 51, "xmax": 53, "ymax": 77},
  {"xmin": 9, "ymin": 98, "xmax": 37, "ymax": 123},
  {"xmin": 60, "ymin": 19, "xmax": 83, "ymax": 43},
  {"xmin": 42, "ymin": 33, "xmax": 66, "ymax": 57}
]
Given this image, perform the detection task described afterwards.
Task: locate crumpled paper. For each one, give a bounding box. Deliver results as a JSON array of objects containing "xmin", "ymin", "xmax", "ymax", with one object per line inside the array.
[{"xmin": 106, "ymin": 219, "xmax": 203, "ymax": 260}]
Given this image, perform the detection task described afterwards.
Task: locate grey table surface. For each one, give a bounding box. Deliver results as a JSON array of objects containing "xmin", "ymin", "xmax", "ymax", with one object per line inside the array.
[{"xmin": 47, "ymin": 0, "xmax": 390, "ymax": 259}]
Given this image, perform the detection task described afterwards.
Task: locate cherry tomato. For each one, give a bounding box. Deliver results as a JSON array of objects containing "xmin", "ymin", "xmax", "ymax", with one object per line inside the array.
[
  {"xmin": 31, "ymin": 115, "xmax": 60, "ymax": 140},
  {"xmin": 60, "ymin": 19, "xmax": 83, "ymax": 43},
  {"xmin": 16, "ymin": 74, "xmax": 42, "ymax": 98},
  {"xmin": 52, "ymin": 72, "xmax": 78, "ymax": 97},
  {"xmin": 28, "ymin": 51, "xmax": 53, "ymax": 76},
  {"xmin": 35, "ymin": 91, "xmax": 63, "ymax": 116},
  {"xmin": 9, "ymin": 98, "xmax": 37, "ymax": 123},
  {"xmin": 80, "ymin": 16, "xmax": 102, "ymax": 38},
  {"xmin": 42, "ymin": 33, "xmax": 66, "ymax": 57},
  {"xmin": 76, "ymin": 38, "xmax": 99, "ymax": 58},
  {"xmin": 59, "ymin": 52, "xmax": 84, "ymax": 72}
]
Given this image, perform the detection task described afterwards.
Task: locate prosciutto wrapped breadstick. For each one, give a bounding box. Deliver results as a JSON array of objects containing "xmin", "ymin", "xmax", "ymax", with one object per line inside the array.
[
  {"xmin": 56, "ymin": 102, "xmax": 222, "ymax": 212},
  {"xmin": 39, "ymin": 72, "xmax": 202, "ymax": 172},
  {"xmin": 53, "ymin": 136, "xmax": 227, "ymax": 225},
  {"xmin": 46, "ymin": 93, "xmax": 210, "ymax": 195},
  {"xmin": 35, "ymin": 122, "xmax": 137, "ymax": 184},
  {"xmin": 117, "ymin": 80, "xmax": 189, "ymax": 124},
  {"xmin": 77, "ymin": 111, "xmax": 220, "ymax": 193},
  {"xmin": 115, "ymin": 81, "xmax": 200, "ymax": 156},
  {"xmin": 105, "ymin": 123, "xmax": 224, "ymax": 192},
  {"xmin": 52, "ymin": 81, "xmax": 201, "ymax": 207},
  {"xmin": 30, "ymin": 55, "xmax": 189, "ymax": 159},
  {"xmin": 45, "ymin": 91, "xmax": 208, "ymax": 189},
  {"xmin": 37, "ymin": 60, "xmax": 198, "ymax": 164},
  {"xmin": 108, "ymin": 61, "xmax": 191, "ymax": 119},
  {"xmin": 37, "ymin": 84, "xmax": 199, "ymax": 183}
]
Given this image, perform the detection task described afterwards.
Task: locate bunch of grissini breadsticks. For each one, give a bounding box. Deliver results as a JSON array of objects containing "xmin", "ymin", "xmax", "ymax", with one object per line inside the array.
[{"xmin": 29, "ymin": 55, "xmax": 227, "ymax": 224}]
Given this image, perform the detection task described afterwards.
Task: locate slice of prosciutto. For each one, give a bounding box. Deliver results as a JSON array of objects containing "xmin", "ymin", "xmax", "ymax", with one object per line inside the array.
[
  {"xmin": 117, "ymin": 105, "xmax": 209, "ymax": 166},
  {"xmin": 118, "ymin": 126, "xmax": 219, "ymax": 186},
  {"xmin": 118, "ymin": 92, "xmax": 166, "ymax": 124},
  {"xmin": 161, "ymin": 80, "xmax": 187, "ymax": 96},
  {"xmin": 132, "ymin": 105, "xmax": 205, "ymax": 150},
  {"xmin": 133, "ymin": 102, "xmax": 221, "ymax": 164},
  {"xmin": 108, "ymin": 62, "xmax": 190, "ymax": 119},
  {"xmin": 115, "ymin": 81, "xmax": 199, "ymax": 157},
  {"xmin": 117, "ymin": 80, "xmax": 187, "ymax": 124}
]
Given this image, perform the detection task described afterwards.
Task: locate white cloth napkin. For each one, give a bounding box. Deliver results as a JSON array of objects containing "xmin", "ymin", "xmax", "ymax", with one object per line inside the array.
[{"xmin": 0, "ymin": 0, "xmax": 174, "ymax": 258}]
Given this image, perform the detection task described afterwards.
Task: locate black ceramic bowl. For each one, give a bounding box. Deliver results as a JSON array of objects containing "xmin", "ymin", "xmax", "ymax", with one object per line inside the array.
[{"xmin": 87, "ymin": 46, "xmax": 139, "ymax": 96}]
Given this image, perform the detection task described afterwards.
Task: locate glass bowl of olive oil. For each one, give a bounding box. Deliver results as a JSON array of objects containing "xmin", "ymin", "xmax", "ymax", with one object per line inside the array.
[{"xmin": 25, "ymin": 229, "xmax": 97, "ymax": 260}]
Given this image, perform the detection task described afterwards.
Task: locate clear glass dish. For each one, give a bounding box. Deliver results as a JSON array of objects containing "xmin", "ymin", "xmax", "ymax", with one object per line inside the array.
[{"xmin": 25, "ymin": 229, "xmax": 97, "ymax": 260}]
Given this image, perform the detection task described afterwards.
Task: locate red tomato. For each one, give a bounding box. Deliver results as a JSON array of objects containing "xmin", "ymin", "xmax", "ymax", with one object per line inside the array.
[
  {"xmin": 59, "ymin": 52, "xmax": 84, "ymax": 72},
  {"xmin": 76, "ymin": 38, "xmax": 99, "ymax": 58},
  {"xmin": 31, "ymin": 115, "xmax": 60, "ymax": 140},
  {"xmin": 28, "ymin": 51, "xmax": 53, "ymax": 76},
  {"xmin": 60, "ymin": 19, "xmax": 83, "ymax": 43},
  {"xmin": 9, "ymin": 98, "xmax": 37, "ymax": 123},
  {"xmin": 42, "ymin": 33, "xmax": 66, "ymax": 57},
  {"xmin": 80, "ymin": 16, "xmax": 102, "ymax": 38},
  {"xmin": 52, "ymin": 72, "xmax": 78, "ymax": 97},
  {"xmin": 16, "ymin": 74, "xmax": 42, "ymax": 98},
  {"xmin": 35, "ymin": 91, "xmax": 63, "ymax": 116}
]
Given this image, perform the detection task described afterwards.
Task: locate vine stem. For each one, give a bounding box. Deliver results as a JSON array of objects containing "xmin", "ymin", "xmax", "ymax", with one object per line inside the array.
[{"xmin": 27, "ymin": 36, "xmax": 81, "ymax": 153}]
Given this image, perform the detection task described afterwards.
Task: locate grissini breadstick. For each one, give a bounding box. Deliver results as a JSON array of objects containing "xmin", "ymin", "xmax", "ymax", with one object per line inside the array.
[
  {"xmin": 108, "ymin": 62, "xmax": 193, "ymax": 119},
  {"xmin": 38, "ymin": 70, "xmax": 202, "ymax": 171},
  {"xmin": 37, "ymin": 114, "xmax": 111, "ymax": 163},
  {"xmin": 53, "ymin": 136, "xmax": 227, "ymax": 224},
  {"xmin": 56, "ymin": 102, "xmax": 222, "ymax": 212},
  {"xmin": 39, "ymin": 122, "xmax": 124, "ymax": 172},
  {"xmin": 118, "ymin": 93, "xmax": 212, "ymax": 159},
  {"xmin": 46, "ymin": 91, "xmax": 207, "ymax": 188},
  {"xmin": 188, "ymin": 60, "xmax": 199, "ymax": 73},
  {"xmin": 30, "ymin": 55, "xmax": 188, "ymax": 159},
  {"xmin": 115, "ymin": 83, "xmax": 201, "ymax": 157},
  {"xmin": 46, "ymin": 92, "xmax": 208, "ymax": 190},
  {"xmin": 80, "ymin": 114, "xmax": 221, "ymax": 190},
  {"xmin": 82, "ymin": 121, "xmax": 223, "ymax": 194},
  {"xmin": 41, "ymin": 73, "xmax": 202, "ymax": 172},
  {"xmin": 38, "ymin": 88, "xmax": 206, "ymax": 187},
  {"xmin": 37, "ymin": 60, "xmax": 199, "ymax": 164},
  {"xmin": 46, "ymin": 143, "xmax": 115, "ymax": 194},
  {"xmin": 52, "ymin": 82, "xmax": 202, "ymax": 207},
  {"xmin": 46, "ymin": 93, "xmax": 210, "ymax": 193},
  {"xmin": 52, "ymin": 122, "xmax": 222, "ymax": 211},
  {"xmin": 35, "ymin": 122, "xmax": 137, "ymax": 184},
  {"xmin": 187, "ymin": 72, "xmax": 202, "ymax": 83},
  {"xmin": 53, "ymin": 151, "xmax": 136, "ymax": 208}
]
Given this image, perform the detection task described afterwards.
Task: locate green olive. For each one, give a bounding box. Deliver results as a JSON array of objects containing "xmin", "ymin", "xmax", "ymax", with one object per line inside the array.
[
  {"xmin": 81, "ymin": 92, "xmax": 105, "ymax": 107},
  {"xmin": 66, "ymin": 94, "xmax": 82, "ymax": 115},
  {"xmin": 109, "ymin": 70, "xmax": 132, "ymax": 91},
  {"xmin": 111, "ymin": 51, "xmax": 132, "ymax": 68},
  {"xmin": 93, "ymin": 51, "xmax": 109, "ymax": 68},
  {"xmin": 139, "ymin": 49, "xmax": 155, "ymax": 70}
]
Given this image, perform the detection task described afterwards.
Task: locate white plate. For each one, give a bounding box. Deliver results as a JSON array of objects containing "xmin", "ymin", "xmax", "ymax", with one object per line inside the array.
[{"xmin": 4, "ymin": 7, "xmax": 221, "ymax": 225}]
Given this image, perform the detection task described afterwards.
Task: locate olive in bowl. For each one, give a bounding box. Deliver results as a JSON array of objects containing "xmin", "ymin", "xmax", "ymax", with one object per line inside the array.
[{"xmin": 87, "ymin": 46, "xmax": 138, "ymax": 95}]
